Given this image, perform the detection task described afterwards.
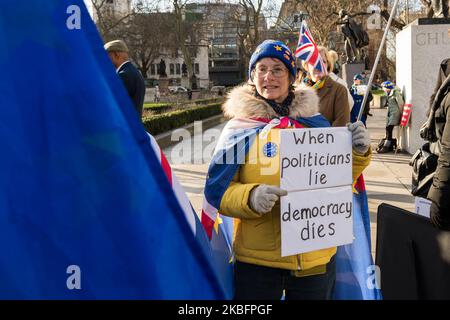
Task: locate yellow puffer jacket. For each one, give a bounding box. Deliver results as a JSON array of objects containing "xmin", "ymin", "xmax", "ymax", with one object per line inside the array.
[{"xmin": 218, "ymin": 84, "xmax": 372, "ymax": 276}]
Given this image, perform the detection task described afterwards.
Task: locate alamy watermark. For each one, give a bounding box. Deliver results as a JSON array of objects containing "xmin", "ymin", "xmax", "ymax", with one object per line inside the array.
[
  {"xmin": 168, "ymin": 121, "xmax": 282, "ymax": 175},
  {"xmin": 66, "ymin": 5, "xmax": 81, "ymax": 30},
  {"xmin": 66, "ymin": 265, "xmax": 81, "ymax": 290},
  {"xmin": 366, "ymin": 264, "xmax": 381, "ymax": 290}
]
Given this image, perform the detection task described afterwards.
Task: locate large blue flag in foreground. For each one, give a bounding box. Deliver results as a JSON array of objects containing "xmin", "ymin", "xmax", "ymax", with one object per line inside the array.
[{"xmin": 0, "ymin": 0, "xmax": 225, "ymax": 299}]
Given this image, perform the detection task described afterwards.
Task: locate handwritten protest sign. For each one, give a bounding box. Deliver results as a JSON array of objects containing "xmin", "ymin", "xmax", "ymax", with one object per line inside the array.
[
  {"xmin": 280, "ymin": 127, "xmax": 352, "ymax": 191},
  {"xmin": 280, "ymin": 186, "xmax": 353, "ymax": 256},
  {"xmin": 279, "ymin": 127, "xmax": 353, "ymax": 257}
]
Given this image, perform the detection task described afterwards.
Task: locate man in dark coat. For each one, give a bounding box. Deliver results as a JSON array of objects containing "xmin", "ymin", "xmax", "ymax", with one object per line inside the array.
[
  {"xmin": 104, "ymin": 40, "xmax": 145, "ymax": 119},
  {"xmin": 425, "ymin": 58, "xmax": 450, "ymax": 230}
]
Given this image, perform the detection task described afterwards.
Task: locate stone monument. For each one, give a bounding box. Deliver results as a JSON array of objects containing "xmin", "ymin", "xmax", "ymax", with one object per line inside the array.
[
  {"xmin": 342, "ymin": 63, "xmax": 365, "ymax": 88},
  {"xmin": 396, "ymin": 18, "xmax": 450, "ymax": 153}
]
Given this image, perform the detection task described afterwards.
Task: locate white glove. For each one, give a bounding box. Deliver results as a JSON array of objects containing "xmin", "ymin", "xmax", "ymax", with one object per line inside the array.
[
  {"xmin": 249, "ymin": 184, "xmax": 288, "ymax": 215},
  {"xmin": 347, "ymin": 121, "xmax": 370, "ymax": 154}
]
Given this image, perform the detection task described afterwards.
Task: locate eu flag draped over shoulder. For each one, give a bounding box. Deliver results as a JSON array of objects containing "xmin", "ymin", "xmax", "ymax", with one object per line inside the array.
[
  {"xmin": 334, "ymin": 176, "xmax": 383, "ymax": 300},
  {"xmin": 0, "ymin": 0, "xmax": 225, "ymax": 299}
]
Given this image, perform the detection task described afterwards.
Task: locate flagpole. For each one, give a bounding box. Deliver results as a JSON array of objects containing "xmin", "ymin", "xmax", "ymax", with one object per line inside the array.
[{"xmin": 357, "ymin": 0, "xmax": 401, "ymax": 122}]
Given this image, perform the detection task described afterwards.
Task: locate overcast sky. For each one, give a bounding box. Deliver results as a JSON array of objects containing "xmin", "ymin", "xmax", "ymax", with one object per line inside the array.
[
  {"xmin": 83, "ymin": 0, "xmax": 285, "ymax": 26},
  {"xmin": 149, "ymin": 0, "xmax": 284, "ymax": 26}
]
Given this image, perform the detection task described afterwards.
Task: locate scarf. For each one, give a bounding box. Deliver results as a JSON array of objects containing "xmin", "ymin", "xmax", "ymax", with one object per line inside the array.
[
  {"xmin": 254, "ymin": 90, "xmax": 294, "ymax": 117},
  {"xmin": 303, "ymin": 76, "xmax": 327, "ymax": 90}
]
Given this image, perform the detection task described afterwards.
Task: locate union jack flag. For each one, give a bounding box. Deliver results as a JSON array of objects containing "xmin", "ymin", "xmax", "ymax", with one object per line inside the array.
[{"xmin": 295, "ymin": 21, "xmax": 327, "ymax": 73}]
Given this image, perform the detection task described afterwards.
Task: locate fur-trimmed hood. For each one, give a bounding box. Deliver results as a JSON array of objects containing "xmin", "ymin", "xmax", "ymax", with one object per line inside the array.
[{"xmin": 222, "ymin": 84, "xmax": 320, "ymax": 119}]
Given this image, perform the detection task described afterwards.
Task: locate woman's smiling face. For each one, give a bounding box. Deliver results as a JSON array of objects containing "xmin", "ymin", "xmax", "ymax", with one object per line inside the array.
[{"xmin": 253, "ymin": 58, "xmax": 290, "ymax": 103}]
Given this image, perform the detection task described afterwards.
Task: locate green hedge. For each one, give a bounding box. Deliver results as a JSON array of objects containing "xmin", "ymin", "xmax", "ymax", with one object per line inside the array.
[
  {"xmin": 143, "ymin": 103, "xmax": 222, "ymax": 136},
  {"xmin": 143, "ymin": 98, "xmax": 222, "ymax": 113},
  {"xmin": 143, "ymin": 103, "xmax": 172, "ymax": 113},
  {"xmin": 371, "ymin": 89, "xmax": 385, "ymax": 95},
  {"xmin": 191, "ymin": 98, "xmax": 223, "ymax": 105}
]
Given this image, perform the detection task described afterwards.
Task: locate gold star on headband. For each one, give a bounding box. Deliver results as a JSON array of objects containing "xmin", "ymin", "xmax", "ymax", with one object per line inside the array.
[
  {"xmin": 274, "ymin": 45, "xmax": 282, "ymax": 51},
  {"xmin": 291, "ymin": 61, "xmax": 296, "ymax": 68}
]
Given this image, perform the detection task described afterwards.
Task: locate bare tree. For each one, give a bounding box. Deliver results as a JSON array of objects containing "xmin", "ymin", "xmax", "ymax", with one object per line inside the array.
[
  {"xmin": 226, "ymin": 0, "xmax": 267, "ymax": 79},
  {"xmin": 286, "ymin": 1, "xmax": 375, "ymax": 45},
  {"xmin": 420, "ymin": 0, "xmax": 435, "ymax": 17},
  {"xmin": 90, "ymin": 0, "xmax": 135, "ymax": 40},
  {"xmin": 379, "ymin": 0, "xmax": 433, "ymax": 30},
  {"xmin": 125, "ymin": 12, "xmax": 176, "ymax": 78},
  {"xmin": 172, "ymin": 0, "xmax": 205, "ymax": 88}
]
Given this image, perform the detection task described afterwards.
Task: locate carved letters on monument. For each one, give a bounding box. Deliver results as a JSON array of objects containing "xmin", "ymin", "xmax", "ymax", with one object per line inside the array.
[{"xmin": 416, "ymin": 31, "xmax": 450, "ymax": 45}]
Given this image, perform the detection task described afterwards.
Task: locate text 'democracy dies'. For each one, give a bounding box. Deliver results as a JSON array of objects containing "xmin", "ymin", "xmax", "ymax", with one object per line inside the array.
[{"xmin": 279, "ymin": 127, "xmax": 353, "ymax": 257}]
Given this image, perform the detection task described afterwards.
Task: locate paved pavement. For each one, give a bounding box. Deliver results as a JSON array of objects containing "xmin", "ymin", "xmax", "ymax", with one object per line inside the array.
[
  {"xmin": 163, "ymin": 104, "xmax": 416, "ymax": 258},
  {"xmin": 364, "ymin": 107, "xmax": 415, "ymax": 256}
]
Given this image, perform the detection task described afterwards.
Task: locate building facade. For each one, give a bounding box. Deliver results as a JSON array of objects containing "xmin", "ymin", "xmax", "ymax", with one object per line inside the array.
[
  {"xmin": 84, "ymin": 0, "xmax": 131, "ymax": 21},
  {"xmin": 189, "ymin": 2, "xmax": 268, "ymax": 86},
  {"xmin": 146, "ymin": 41, "xmax": 210, "ymax": 89}
]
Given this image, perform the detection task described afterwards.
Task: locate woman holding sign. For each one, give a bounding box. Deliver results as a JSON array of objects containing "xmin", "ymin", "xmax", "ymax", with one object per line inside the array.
[{"xmin": 201, "ymin": 40, "xmax": 371, "ymax": 300}]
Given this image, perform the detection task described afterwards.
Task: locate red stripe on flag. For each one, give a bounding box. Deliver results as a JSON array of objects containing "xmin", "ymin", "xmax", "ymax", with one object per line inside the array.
[
  {"xmin": 201, "ymin": 210, "xmax": 215, "ymax": 239},
  {"xmin": 160, "ymin": 151, "xmax": 172, "ymax": 186},
  {"xmin": 291, "ymin": 119, "xmax": 305, "ymax": 128},
  {"xmin": 355, "ymin": 174, "xmax": 366, "ymax": 193}
]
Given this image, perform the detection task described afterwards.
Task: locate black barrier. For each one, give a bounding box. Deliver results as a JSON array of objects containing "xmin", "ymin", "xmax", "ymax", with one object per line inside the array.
[{"xmin": 376, "ymin": 203, "xmax": 450, "ymax": 299}]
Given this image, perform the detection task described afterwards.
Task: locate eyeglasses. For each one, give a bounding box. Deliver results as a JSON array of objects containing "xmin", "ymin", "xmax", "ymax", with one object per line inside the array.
[{"xmin": 254, "ymin": 66, "xmax": 288, "ymax": 78}]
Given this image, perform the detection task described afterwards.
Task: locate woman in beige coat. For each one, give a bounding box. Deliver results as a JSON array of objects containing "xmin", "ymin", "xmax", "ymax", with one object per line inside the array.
[{"xmin": 300, "ymin": 46, "xmax": 350, "ymax": 127}]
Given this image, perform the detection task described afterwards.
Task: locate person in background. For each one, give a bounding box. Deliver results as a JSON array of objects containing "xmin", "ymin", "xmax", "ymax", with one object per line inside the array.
[
  {"xmin": 327, "ymin": 49, "xmax": 354, "ymax": 110},
  {"xmin": 376, "ymin": 80, "xmax": 403, "ymax": 153},
  {"xmin": 300, "ymin": 46, "xmax": 350, "ymax": 127},
  {"xmin": 423, "ymin": 58, "xmax": 450, "ymax": 230},
  {"xmin": 154, "ymin": 85, "xmax": 160, "ymax": 102},
  {"xmin": 350, "ymin": 73, "xmax": 373, "ymax": 126},
  {"xmin": 104, "ymin": 40, "xmax": 145, "ymax": 119}
]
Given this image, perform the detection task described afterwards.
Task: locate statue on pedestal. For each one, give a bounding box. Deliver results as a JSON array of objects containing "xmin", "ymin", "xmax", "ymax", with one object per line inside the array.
[
  {"xmin": 158, "ymin": 59, "xmax": 167, "ymax": 77},
  {"xmin": 423, "ymin": 0, "xmax": 449, "ymax": 18},
  {"xmin": 337, "ymin": 9, "xmax": 370, "ymax": 63},
  {"xmin": 157, "ymin": 58, "xmax": 169, "ymax": 94},
  {"xmin": 432, "ymin": 0, "xmax": 449, "ymax": 17}
]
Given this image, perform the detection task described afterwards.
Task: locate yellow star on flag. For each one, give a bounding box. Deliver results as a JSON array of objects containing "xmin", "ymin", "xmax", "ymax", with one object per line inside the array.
[
  {"xmin": 274, "ymin": 45, "xmax": 282, "ymax": 51},
  {"xmin": 213, "ymin": 213, "xmax": 223, "ymax": 234}
]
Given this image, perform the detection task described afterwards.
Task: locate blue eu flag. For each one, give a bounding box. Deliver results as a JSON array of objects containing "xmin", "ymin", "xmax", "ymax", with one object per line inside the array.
[{"xmin": 0, "ymin": 0, "xmax": 224, "ymax": 299}]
